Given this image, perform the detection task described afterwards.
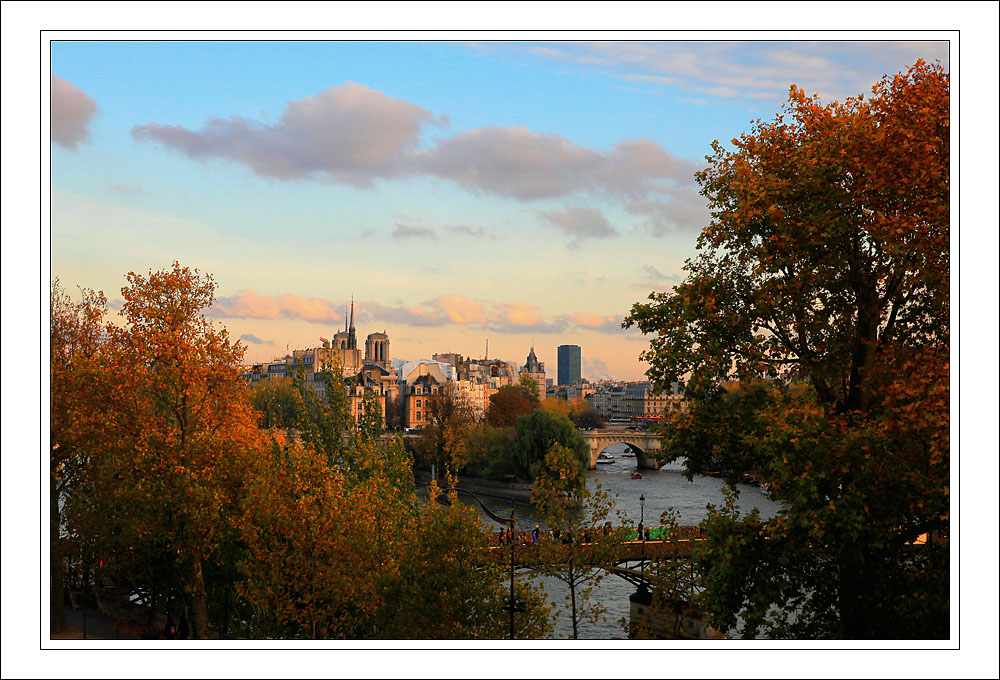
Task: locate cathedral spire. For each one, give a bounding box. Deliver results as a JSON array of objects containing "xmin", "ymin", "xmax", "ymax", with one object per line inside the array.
[{"xmin": 348, "ymin": 295, "xmax": 357, "ymax": 350}]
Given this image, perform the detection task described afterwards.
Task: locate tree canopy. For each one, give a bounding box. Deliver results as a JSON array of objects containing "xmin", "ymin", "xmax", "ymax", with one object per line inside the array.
[
  {"xmin": 624, "ymin": 61, "xmax": 949, "ymax": 639},
  {"xmin": 486, "ymin": 384, "xmax": 539, "ymax": 427}
]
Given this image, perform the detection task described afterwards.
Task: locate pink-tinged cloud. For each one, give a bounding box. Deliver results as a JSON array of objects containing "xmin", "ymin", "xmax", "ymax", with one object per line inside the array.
[
  {"xmin": 432, "ymin": 294, "xmax": 488, "ymax": 324},
  {"xmin": 51, "ymin": 74, "xmax": 98, "ymax": 150},
  {"xmin": 488, "ymin": 301, "xmax": 567, "ymax": 334},
  {"xmin": 565, "ymin": 312, "xmax": 622, "ymax": 331},
  {"xmin": 209, "ymin": 290, "xmax": 630, "ymax": 335},
  {"xmin": 211, "ymin": 290, "xmax": 344, "ymax": 324},
  {"xmin": 133, "ymin": 82, "xmax": 445, "ymax": 185},
  {"xmin": 494, "ymin": 301, "xmax": 543, "ymax": 326}
]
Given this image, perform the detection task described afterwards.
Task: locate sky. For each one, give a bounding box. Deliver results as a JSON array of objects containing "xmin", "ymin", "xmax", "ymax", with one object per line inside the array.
[{"xmin": 48, "ymin": 39, "xmax": 951, "ymax": 381}]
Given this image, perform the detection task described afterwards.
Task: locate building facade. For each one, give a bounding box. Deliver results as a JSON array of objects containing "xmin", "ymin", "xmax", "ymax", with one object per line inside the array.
[{"xmin": 557, "ymin": 344, "xmax": 582, "ymax": 386}]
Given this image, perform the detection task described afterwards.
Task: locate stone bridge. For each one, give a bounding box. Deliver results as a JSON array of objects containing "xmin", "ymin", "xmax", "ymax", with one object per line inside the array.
[{"xmin": 579, "ymin": 427, "xmax": 664, "ymax": 470}]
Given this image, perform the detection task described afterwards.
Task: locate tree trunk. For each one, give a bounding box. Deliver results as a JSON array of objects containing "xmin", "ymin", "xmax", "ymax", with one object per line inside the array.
[
  {"xmin": 846, "ymin": 299, "xmax": 880, "ymax": 413},
  {"xmin": 187, "ymin": 554, "xmax": 211, "ymax": 639},
  {"xmin": 569, "ymin": 579, "xmax": 578, "ymax": 640},
  {"xmin": 50, "ymin": 468, "xmax": 67, "ymax": 633},
  {"xmin": 837, "ymin": 551, "xmax": 866, "ymax": 639}
]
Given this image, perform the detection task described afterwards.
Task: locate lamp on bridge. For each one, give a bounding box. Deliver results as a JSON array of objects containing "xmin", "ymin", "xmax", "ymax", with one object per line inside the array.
[
  {"xmin": 639, "ymin": 494, "xmax": 646, "ymax": 576},
  {"xmin": 434, "ymin": 487, "xmax": 521, "ymax": 640}
]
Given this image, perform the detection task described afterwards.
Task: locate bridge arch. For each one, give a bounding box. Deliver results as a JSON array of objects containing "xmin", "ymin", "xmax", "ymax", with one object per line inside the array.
[{"xmin": 578, "ymin": 428, "xmax": 664, "ymax": 470}]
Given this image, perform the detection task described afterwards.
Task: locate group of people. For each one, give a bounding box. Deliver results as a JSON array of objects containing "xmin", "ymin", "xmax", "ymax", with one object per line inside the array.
[
  {"xmin": 494, "ymin": 522, "xmax": 618, "ymax": 547},
  {"xmin": 495, "ymin": 526, "xmax": 540, "ymax": 546}
]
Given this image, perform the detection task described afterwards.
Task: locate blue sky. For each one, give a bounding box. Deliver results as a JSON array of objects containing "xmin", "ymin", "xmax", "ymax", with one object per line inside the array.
[{"xmin": 49, "ymin": 39, "xmax": 950, "ymax": 380}]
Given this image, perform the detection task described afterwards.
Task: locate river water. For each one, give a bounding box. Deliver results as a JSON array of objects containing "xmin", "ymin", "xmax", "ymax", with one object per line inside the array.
[{"xmin": 449, "ymin": 444, "xmax": 785, "ymax": 640}]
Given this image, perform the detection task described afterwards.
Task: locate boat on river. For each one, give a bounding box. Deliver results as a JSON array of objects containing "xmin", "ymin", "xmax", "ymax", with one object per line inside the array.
[
  {"xmin": 631, "ymin": 471, "xmax": 643, "ymax": 480},
  {"xmin": 597, "ymin": 452, "xmax": 615, "ymax": 464}
]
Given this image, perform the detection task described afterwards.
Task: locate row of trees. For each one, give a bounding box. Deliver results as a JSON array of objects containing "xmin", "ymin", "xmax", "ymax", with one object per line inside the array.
[
  {"xmin": 411, "ymin": 380, "xmax": 602, "ymax": 485},
  {"xmin": 50, "ymin": 263, "xmax": 551, "ymax": 639}
]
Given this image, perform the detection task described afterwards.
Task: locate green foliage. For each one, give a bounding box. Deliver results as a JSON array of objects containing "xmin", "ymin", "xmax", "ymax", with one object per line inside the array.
[
  {"xmin": 631, "ymin": 508, "xmax": 710, "ymax": 639},
  {"xmin": 251, "ymin": 377, "xmax": 302, "ymax": 430},
  {"xmin": 291, "ymin": 360, "xmax": 352, "ymax": 469},
  {"xmin": 458, "ymin": 424, "xmax": 518, "ymax": 480},
  {"xmin": 376, "ymin": 481, "xmax": 551, "ymax": 639},
  {"xmin": 512, "ymin": 409, "xmax": 589, "ymax": 481},
  {"xmin": 532, "ymin": 445, "xmax": 624, "ymax": 639},
  {"xmin": 456, "ymin": 409, "xmax": 590, "ymax": 484},
  {"xmin": 519, "ymin": 373, "xmax": 539, "ymax": 394}
]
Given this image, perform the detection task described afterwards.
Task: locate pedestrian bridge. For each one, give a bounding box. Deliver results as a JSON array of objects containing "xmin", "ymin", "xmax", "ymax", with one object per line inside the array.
[{"xmin": 579, "ymin": 427, "xmax": 664, "ymax": 469}]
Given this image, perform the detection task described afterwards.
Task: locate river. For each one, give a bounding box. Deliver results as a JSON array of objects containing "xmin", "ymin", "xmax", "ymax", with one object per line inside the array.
[{"xmin": 442, "ymin": 443, "xmax": 784, "ymax": 640}]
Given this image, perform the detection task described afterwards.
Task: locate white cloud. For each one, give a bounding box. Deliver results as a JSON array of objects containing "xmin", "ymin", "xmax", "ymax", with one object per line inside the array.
[
  {"xmin": 132, "ymin": 82, "xmax": 701, "ymax": 230},
  {"xmin": 418, "ymin": 127, "xmax": 696, "ymax": 201},
  {"xmin": 512, "ymin": 41, "xmax": 949, "ymax": 105},
  {"xmin": 390, "ymin": 223, "xmax": 438, "ymax": 240},
  {"xmin": 539, "ymin": 206, "xmax": 616, "ymax": 242},
  {"xmin": 133, "ymin": 81, "xmax": 446, "ymax": 185}
]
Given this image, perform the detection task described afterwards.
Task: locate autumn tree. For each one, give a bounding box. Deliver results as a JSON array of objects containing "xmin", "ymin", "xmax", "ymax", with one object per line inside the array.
[
  {"xmin": 49, "ymin": 279, "xmax": 108, "ymax": 633},
  {"xmin": 624, "ymin": 61, "xmax": 949, "ymax": 638},
  {"xmin": 486, "ymin": 383, "xmax": 539, "ymax": 427},
  {"xmin": 64, "ymin": 262, "xmax": 262, "ymax": 639},
  {"xmin": 568, "ymin": 398, "xmax": 606, "ymax": 429},
  {"xmin": 239, "ymin": 441, "xmax": 552, "ymax": 639},
  {"xmin": 414, "ymin": 381, "xmax": 475, "ymax": 473}
]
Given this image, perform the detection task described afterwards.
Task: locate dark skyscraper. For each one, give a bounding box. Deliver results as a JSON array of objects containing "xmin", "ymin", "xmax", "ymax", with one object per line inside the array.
[{"xmin": 557, "ymin": 344, "xmax": 581, "ymax": 386}]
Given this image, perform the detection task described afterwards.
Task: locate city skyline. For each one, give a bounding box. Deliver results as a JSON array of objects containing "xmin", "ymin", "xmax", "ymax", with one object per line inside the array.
[{"xmin": 48, "ymin": 39, "xmax": 949, "ymax": 380}]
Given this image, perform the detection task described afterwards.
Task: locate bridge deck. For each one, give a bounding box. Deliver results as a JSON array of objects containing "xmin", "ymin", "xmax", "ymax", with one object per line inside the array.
[{"xmin": 487, "ymin": 536, "xmax": 703, "ymax": 568}]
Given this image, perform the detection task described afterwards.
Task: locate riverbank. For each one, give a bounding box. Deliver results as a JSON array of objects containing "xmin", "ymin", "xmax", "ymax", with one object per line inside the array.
[{"xmin": 413, "ymin": 470, "xmax": 536, "ymax": 504}]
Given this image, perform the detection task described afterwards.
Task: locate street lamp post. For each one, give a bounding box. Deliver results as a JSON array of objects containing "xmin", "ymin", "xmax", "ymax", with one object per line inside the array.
[
  {"xmin": 640, "ymin": 493, "xmax": 646, "ymax": 575},
  {"xmin": 434, "ymin": 487, "xmax": 519, "ymax": 639}
]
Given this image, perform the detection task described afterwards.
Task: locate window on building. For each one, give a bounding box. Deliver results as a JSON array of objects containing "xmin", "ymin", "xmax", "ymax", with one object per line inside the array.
[
  {"xmin": 416, "ymin": 412, "xmax": 422, "ymax": 421},
  {"xmin": 416, "ymin": 399, "xmax": 422, "ymax": 407}
]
